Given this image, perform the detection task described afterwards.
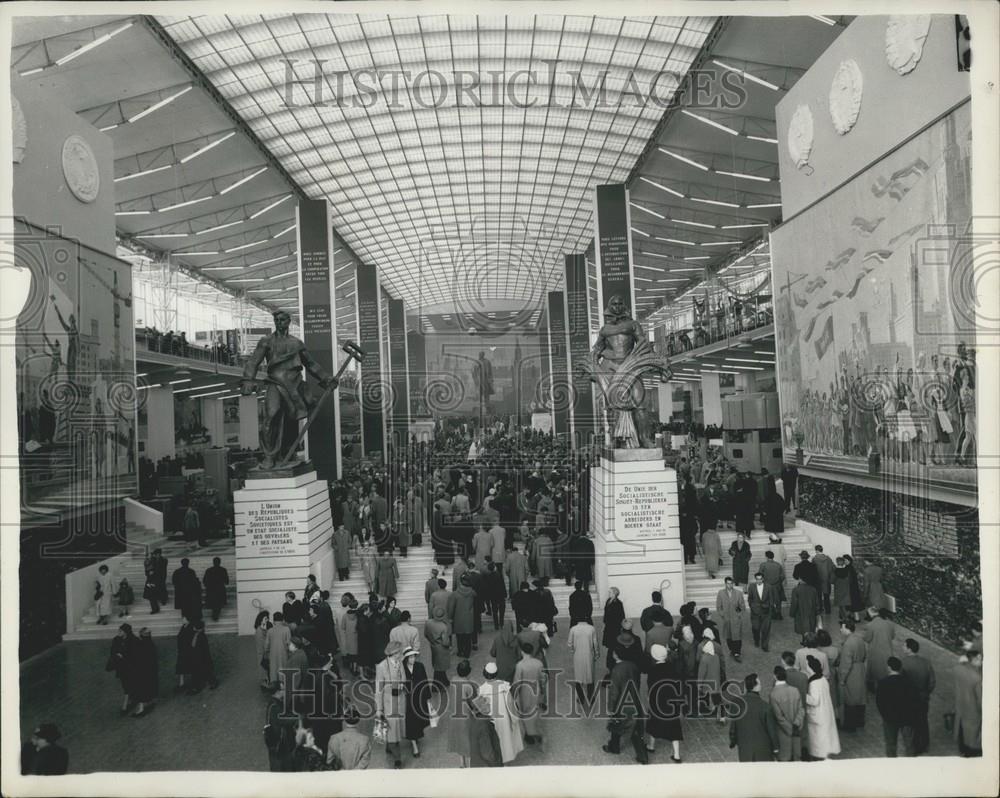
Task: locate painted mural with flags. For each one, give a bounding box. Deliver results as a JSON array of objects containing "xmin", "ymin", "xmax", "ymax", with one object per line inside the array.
[{"xmin": 771, "ymin": 101, "xmax": 976, "ymax": 486}]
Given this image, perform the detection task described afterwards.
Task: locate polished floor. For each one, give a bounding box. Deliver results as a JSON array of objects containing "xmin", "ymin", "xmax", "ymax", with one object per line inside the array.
[{"xmin": 20, "ymin": 606, "xmax": 967, "ymax": 772}]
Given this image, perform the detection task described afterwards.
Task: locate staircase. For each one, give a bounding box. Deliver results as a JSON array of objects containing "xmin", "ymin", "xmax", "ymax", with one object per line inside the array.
[
  {"xmin": 327, "ymin": 543, "xmax": 597, "ymax": 623},
  {"xmin": 682, "ymin": 520, "xmax": 814, "ymax": 609},
  {"xmin": 63, "ymin": 523, "xmax": 238, "ymax": 641}
]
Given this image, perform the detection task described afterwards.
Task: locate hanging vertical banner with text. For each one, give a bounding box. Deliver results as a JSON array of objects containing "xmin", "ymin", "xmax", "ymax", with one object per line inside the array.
[
  {"xmin": 564, "ymin": 253, "xmax": 595, "ymax": 443},
  {"xmin": 407, "ymin": 330, "xmax": 428, "ymax": 417},
  {"xmin": 356, "ymin": 263, "xmax": 385, "ymax": 459},
  {"xmin": 296, "ymin": 199, "xmax": 338, "ymax": 480},
  {"xmin": 387, "ymin": 298, "xmax": 409, "ymax": 447},
  {"xmin": 594, "ymin": 183, "xmax": 636, "ymax": 322},
  {"xmin": 547, "ymin": 291, "xmax": 570, "ymax": 436}
]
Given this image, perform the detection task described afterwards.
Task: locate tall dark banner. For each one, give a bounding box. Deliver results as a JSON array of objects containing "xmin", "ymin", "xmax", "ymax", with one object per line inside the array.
[
  {"xmin": 564, "ymin": 253, "xmax": 595, "ymax": 444},
  {"xmin": 356, "ymin": 263, "xmax": 385, "ymax": 459},
  {"xmin": 297, "ymin": 199, "xmax": 338, "ymax": 479},
  {"xmin": 387, "ymin": 298, "xmax": 409, "ymax": 446},
  {"xmin": 407, "ymin": 330, "xmax": 428, "ymax": 417},
  {"xmin": 547, "ymin": 291, "xmax": 570, "ymax": 435},
  {"xmin": 594, "ymin": 183, "xmax": 635, "ymax": 320}
]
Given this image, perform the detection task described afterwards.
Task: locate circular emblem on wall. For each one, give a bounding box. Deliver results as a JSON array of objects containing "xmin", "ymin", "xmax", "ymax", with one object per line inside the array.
[
  {"xmin": 786, "ymin": 104, "xmax": 814, "ymax": 169},
  {"xmin": 828, "ymin": 59, "xmax": 863, "ymax": 135},
  {"xmin": 885, "ymin": 15, "xmax": 932, "ymax": 75},
  {"xmin": 61, "ymin": 134, "xmax": 100, "ymax": 203},
  {"xmin": 12, "ymin": 95, "xmax": 27, "ymax": 163}
]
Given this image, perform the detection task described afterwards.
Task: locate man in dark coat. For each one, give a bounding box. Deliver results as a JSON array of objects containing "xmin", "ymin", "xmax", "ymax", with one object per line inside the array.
[
  {"xmin": 640, "ymin": 591, "xmax": 672, "ymax": 633},
  {"xmin": 729, "ymin": 674, "xmax": 778, "ymax": 761},
  {"xmin": 203, "ymin": 557, "xmax": 229, "ymax": 621},
  {"xmin": 148, "ymin": 548, "xmax": 168, "ymax": 604},
  {"xmin": 171, "ymin": 558, "xmax": 202, "ymax": 621},
  {"xmin": 747, "ymin": 573, "xmax": 775, "ymax": 651},
  {"xmin": 789, "ymin": 578, "xmax": 820, "ymax": 636},
  {"xmin": 780, "ymin": 463, "xmax": 798, "ymax": 512},
  {"xmin": 566, "ymin": 532, "xmax": 595, "ymax": 591},
  {"xmin": 757, "ymin": 551, "xmax": 785, "ymax": 620},
  {"xmin": 792, "ymin": 551, "xmax": 819, "ymax": 590},
  {"xmin": 22, "ymin": 724, "xmax": 69, "ymax": 775},
  {"xmin": 602, "ymin": 650, "xmax": 647, "ymax": 764},
  {"xmin": 510, "ymin": 581, "xmax": 536, "ymax": 629},
  {"xmin": 900, "ymin": 638, "xmax": 936, "ymax": 755},
  {"xmin": 812, "ymin": 545, "xmax": 835, "ymax": 615},
  {"xmin": 734, "ymin": 472, "xmax": 757, "ymax": 536},
  {"xmin": 568, "ymin": 581, "xmax": 594, "ymax": 626},
  {"xmin": 876, "ymin": 657, "xmax": 918, "ymax": 757}
]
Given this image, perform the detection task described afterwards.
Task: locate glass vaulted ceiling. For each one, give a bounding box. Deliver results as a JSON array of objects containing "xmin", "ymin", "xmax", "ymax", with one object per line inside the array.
[{"xmin": 157, "ymin": 13, "xmax": 715, "ymax": 309}]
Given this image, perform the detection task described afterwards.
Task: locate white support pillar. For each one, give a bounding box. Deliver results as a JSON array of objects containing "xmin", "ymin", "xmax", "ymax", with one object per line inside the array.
[
  {"xmin": 239, "ymin": 395, "xmax": 260, "ymax": 449},
  {"xmin": 144, "ymin": 386, "xmax": 175, "ymax": 461},
  {"xmin": 202, "ymin": 397, "xmax": 224, "ymax": 447}
]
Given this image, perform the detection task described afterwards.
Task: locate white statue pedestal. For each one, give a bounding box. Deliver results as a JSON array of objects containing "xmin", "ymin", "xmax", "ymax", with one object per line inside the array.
[
  {"xmin": 531, "ymin": 411, "xmax": 553, "ymax": 433},
  {"xmin": 233, "ymin": 468, "xmax": 333, "ymax": 634},
  {"xmin": 590, "ymin": 448, "xmax": 684, "ymax": 619}
]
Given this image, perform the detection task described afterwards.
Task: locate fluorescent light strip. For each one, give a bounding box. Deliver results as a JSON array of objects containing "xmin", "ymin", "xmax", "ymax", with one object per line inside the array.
[
  {"xmin": 179, "ymin": 131, "xmax": 237, "ymax": 164},
  {"xmin": 190, "ymin": 388, "xmax": 232, "ymax": 399},
  {"xmin": 673, "ymin": 218, "xmax": 716, "ymax": 230},
  {"xmin": 656, "ymin": 236, "xmax": 696, "ymax": 246},
  {"xmin": 716, "ymin": 170, "xmax": 772, "ymax": 183},
  {"xmin": 114, "ymin": 164, "xmax": 172, "ymax": 183},
  {"xmin": 248, "ymin": 288, "xmax": 282, "ymax": 294},
  {"xmin": 174, "ymin": 382, "xmax": 225, "ymax": 394},
  {"xmin": 658, "ymin": 147, "xmax": 709, "ymax": 171},
  {"xmin": 635, "ymin": 277, "xmax": 654, "ymax": 283},
  {"xmin": 683, "ymin": 256, "xmax": 710, "ymax": 261},
  {"xmin": 630, "ymin": 202, "xmax": 665, "ymax": 220},
  {"xmin": 268, "ymin": 270, "xmax": 298, "ymax": 280},
  {"xmin": 225, "ymin": 240, "xmax": 270, "ymax": 253},
  {"xmin": 809, "ymin": 15, "xmax": 837, "ymax": 25},
  {"xmin": 159, "ymin": 195, "xmax": 214, "ymax": 213},
  {"xmin": 701, "ymin": 241, "xmax": 743, "ymax": 247},
  {"xmin": 725, "ymin": 358, "xmax": 774, "ymax": 365},
  {"xmin": 196, "ymin": 220, "xmax": 243, "ymax": 236},
  {"xmin": 746, "ymin": 135, "xmax": 779, "ymax": 144},
  {"xmin": 249, "ymin": 255, "xmax": 292, "ymax": 268},
  {"xmin": 671, "ymin": 267, "xmax": 705, "ymax": 272},
  {"xmin": 681, "ymin": 110, "xmax": 739, "ymax": 136},
  {"xmin": 115, "ymin": 210, "xmax": 150, "ymax": 216},
  {"xmin": 273, "ymin": 224, "xmax": 297, "ymax": 239},
  {"xmin": 138, "ymin": 233, "xmax": 187, "ymax": 239},
  {"xmin": 630, "ymin": 226, "xmax": 650, "ymax": 238},
  {"xmin": 55, "ymin": 21, "xmax": 133, "ymax": 67},
  {"xmin": 250, "ymin": 194, "xmax": 294, "ymax": 219},
  {"xmin": 168, "ymin": 378, "xmax": 191, "ymax": 385},
  {"xmin": 201, "ymin": 265, "xmax": 243, "ymax": 272},
  {"xmin": 19, "ymin": 67, "xmax": 44, "ymax": 77},
  {"xmin": 690, "ymin": 197, "xmax": 741, "ymax": 209},
  {"xmin": 229, "ymin": 278, "xmax": 264, "ymax": 283},
  {"xmin": 747, "ymin": 203, "xmax": 782, "ymax": 209},
  {"xmin": 711, "ymin": 59, "xmax": 780, "ymax": 91},
  {"xmin": 219, "ymin": 166, "xmax": 267, "ymax": 195},
  {"xmin": 638, "ymin": 176, "xmax": 684, "ymax": 199},
  {"xmin": 136, "ymin": 373, "xmax": 147, "ymax": 378},
  {"xmin": 175, "ymin": 250, "xmax": 218, "ymax": 256},
  {"xmin": 722, "ymin": 223, "xmax": 769, "ymax": 229},
  {"xmin": 128, "ymin": 86, "xmax": 192, "ymax": 123}
]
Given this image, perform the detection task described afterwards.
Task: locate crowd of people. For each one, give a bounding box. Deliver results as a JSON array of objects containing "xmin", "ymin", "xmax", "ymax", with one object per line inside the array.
[{"xmin": 137, "ymin": 327, "xmax": 242, "ymax": 366}]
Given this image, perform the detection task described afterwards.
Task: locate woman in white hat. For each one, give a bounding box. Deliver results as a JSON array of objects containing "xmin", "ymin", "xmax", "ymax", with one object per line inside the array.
[
  {"xmin": 696, "ymin": 629, "xmax": 727, "ymax": 723},
  {"xmin": 402, "ymin": 647, "xmax": 431, "ymax": 759},
  {"xmin": 646, "ymin": 643, "xmax": 684, "ymax": 761},
  {"xmin": 477, "ymin": 661, "xmax": 525, "ymax": 763},
  {"xmin": 374, "ymin": 640, "xmax": 407, "ymax": 768}
]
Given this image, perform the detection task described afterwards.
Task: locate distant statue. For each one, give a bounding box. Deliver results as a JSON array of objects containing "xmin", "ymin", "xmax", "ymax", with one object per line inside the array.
[
  {"xmin": 472, "ymin": 350, "xmax": 494, "ymax": 402},
  {"xmin": 240, "ymin": 310, "xmax": 339, "ymax": 469},
  {"xmin": 584, "ymin": 294, "xmax": 672, "ymax": 448}
]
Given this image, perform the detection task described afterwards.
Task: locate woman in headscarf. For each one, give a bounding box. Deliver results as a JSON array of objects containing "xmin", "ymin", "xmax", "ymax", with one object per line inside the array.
[
  {"xmin": 805, "ymin": 654, "xmax": 840, "ymax": 760},
  {"xmin": 403, "ymin": 647, "xmax": 431, "ymax": 758},
  {"xmin": 815, "ymin": 628, "xmax": 841, "ymax": 723},
  {"xmin": 696, "ymin": 629, "xmax": 726, "ymax": 723},
  {"xmin": 490, "ymin": 619, "xmax": 521, "ymax": 683},
  {"xmin": 106, "ymin": 623, "xmax": 138, "ymax": 713},
  {"xmin": 254, "ymin": 610, "xmax": 272, "ymax": 688},
  {"xmin": 645, "ymin": 643, "xmax": 683, "ymax": 762},
  {"xmin": 512, "ymin": 645, "xmax": 545, "ymax": 744},
  {"xmin": 360, "ymin": 543, "xmax": 376, "ymax": 593},
  {"xmin": 338, "ymin": 597, "xmax": 359, "ymax": 676}
]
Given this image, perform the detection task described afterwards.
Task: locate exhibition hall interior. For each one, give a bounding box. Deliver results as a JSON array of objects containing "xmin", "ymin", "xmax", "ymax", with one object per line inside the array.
[{"xmin": 7, "ymin": 8, "xmax": 990, "ymax": 779}]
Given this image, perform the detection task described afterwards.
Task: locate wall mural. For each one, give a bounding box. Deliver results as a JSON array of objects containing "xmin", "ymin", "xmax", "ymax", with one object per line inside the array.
[{"xmin": 772, "ymin": 102, "xmax": 975, "ymax": 491}]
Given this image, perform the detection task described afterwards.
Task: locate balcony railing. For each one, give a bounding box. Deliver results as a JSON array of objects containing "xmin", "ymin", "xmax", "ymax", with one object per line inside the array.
[{"xmin": 135, "ymin": 329, "xmax": 245, "ymax": 367}]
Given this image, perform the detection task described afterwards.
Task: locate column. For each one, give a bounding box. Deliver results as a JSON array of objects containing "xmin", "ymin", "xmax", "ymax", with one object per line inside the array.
[
  {"xmin": 564, "ymin": 253, "xmax": 595, "ymax": 445},
  {"xmin": 144, "ymin": 386, "xmax": 175, "ymax": 461},
  {"xmin": 201, "ymin": 397, "xmax": 224, "ymax": 446},
  {"xmin": 547, "ymin": 290, "xmax": 570, "ymax": 436},
  {"xmin": 238, "ymin": 395, "xmax": 260, "ymax": 449},
  {"xmin": 387, "ymin": 297, "xmax": 409, "ymax": 448},
  {"xmin": 701, "ymin": 372, "xmax": 723, "ymax": 426}
]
